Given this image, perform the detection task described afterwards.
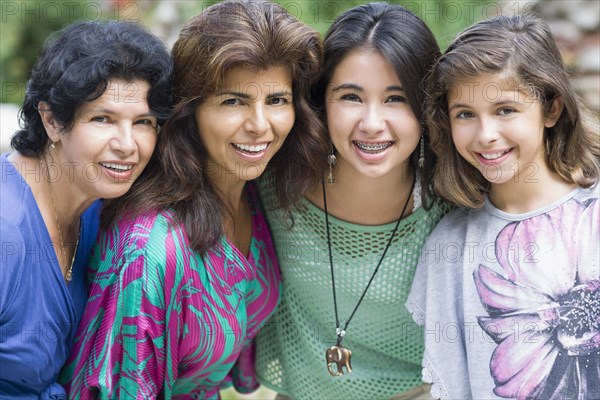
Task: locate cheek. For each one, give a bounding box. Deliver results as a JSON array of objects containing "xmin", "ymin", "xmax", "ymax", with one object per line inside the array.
[
  {"xmin": 326, "ymin": 105, "xmax": 351, "ymax": 141},
  {"xmin": 139, "ymin": 135, "xmax": 158, "ymax": 164},
  {"xmin": 450, "ymin": 128, "xmax": 469, "ymax": 157},
  {"xmin": 274, "ymin": 108, "xmax": 295, "ymax": 139}
]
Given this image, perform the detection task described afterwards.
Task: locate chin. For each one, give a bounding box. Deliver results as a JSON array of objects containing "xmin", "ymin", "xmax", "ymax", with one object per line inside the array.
[{"xmin": 97, "ymin": 184, "xmax": 135, "ymax": 200}]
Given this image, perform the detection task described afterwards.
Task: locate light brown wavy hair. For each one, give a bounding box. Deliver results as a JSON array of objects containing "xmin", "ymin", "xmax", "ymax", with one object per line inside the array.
[
  {"xmin": 102, "ymin": 0, "xmax": 326, "ymax": 254},
  {"xmin": 427, "ymin": 14, "xmax": 600, "ymax": 208}
]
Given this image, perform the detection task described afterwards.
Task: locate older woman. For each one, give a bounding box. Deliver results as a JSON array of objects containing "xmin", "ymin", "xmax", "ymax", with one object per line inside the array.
[
  {"xmin": 0, "ymin": 21, "xmax": 172, "ymax": 398},
  {"xmin": 61, "ymin": 0, "xmax": 325, "ymax": 398}
]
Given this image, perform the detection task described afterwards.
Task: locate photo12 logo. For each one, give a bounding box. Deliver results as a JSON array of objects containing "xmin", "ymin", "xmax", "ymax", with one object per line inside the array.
[{"xmin": 1, "ymin": 1, "xmax": 139, "ymax": 24}]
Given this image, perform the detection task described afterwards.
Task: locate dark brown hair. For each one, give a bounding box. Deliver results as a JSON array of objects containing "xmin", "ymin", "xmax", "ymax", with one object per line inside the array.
[
  {"xmin": 101, "ymin": 0, "xmax": 326, "ymax": 254},
  {"xmin": 312, "ymin": 2, "xmax": 441, "ymax": 205},
  {"xmin": 427, "ymin": 14, "xmax": 600, "ymax": 208}
]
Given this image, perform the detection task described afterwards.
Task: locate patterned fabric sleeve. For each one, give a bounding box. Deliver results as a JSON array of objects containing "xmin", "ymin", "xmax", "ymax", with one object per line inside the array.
[
  {"xmin": 62, "ymin": 212, "xmax": 188, "ymax": 399},
  {"xmin": 227, "ymin": 340, "xmax": 259, "ymax": 393}
]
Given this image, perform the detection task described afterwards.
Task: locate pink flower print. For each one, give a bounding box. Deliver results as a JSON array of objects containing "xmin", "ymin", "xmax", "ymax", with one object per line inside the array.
[{"xmin": 474, "ymin": 197, "xmax": 599, "ymax": 400}]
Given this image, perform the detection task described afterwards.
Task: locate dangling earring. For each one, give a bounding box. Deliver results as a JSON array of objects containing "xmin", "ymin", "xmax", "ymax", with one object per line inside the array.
[
  {"xmin": 328, "ymin": 144, "xmax": 337, "ymax": 184},
  {"xmin": 418, "ymin": 134, "xmax": 425, "ymax": 169},
  {"xmin": 50, "ymin": 141, "xmax": 56, "ymax": 150}
]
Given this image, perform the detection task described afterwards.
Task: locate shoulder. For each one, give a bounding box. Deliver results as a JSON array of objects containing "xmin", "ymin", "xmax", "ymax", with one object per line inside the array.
[
  {"xmin": 422, "ymin": 197, "xmax": 455, "ymax": 223},
  {"xmin": 95, "ymin": 209, "xmax": 189, "ymax": 272},
  {"xmin": 574, "ymin": 185, "xmax": 600, "ymax": 205},
  {"xmin": 425, "ymin": 206, "xmax": 474, "ymax": 245},
  {"xmin": 0, "ymin": 155, "xmax": 28, "ymax": 226},
  {"xmin": 0, "ymin": 220, "xmax": 26, "ymax": 316},
  {"xmin": 256, "ymin": 172, "xmax": 278, "ymax": 210}
]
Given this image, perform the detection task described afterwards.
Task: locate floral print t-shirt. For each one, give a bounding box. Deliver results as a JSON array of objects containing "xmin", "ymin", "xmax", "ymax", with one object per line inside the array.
[
  {"xmin": 60, "ymin": 184, "xmax": 281, "ymax": 399},
  {"xmin": 406, "ymin": 186, "xmax": 599, "ymax": 400}
]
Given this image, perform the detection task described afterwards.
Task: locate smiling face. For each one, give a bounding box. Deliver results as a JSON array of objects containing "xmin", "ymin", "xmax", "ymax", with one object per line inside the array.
[
  {"xmin": 448, "ymin": 73, "xmax": 559, "ymax": 187},
  {"xmin": 325, "ymin": 48, "xmax": 421, "ymax": 180},
  {"xmin": 194, "ymin": 65, "xmax": 294, "ymax": 186},
  {"xmin": 46, "ymin": 79, "xmax": 158, "ymax": 200}
]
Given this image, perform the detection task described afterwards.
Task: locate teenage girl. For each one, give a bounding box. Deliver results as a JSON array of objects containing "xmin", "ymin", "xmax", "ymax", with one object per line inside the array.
[{"xmin": 256, "ymin": 3, "xmax": 450, "ymax": 399}]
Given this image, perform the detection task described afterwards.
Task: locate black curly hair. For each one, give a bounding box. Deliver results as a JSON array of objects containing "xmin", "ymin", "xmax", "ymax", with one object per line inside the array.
[{"xmin": 11, "ymin": 20, "xmax": 173, "ymax": 156}]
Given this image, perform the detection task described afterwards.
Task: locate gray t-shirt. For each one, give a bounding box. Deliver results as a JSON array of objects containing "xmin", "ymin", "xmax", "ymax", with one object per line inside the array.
[{"xmin": 406, "ymin": 186, "xmax": 599, "ymax": 400}]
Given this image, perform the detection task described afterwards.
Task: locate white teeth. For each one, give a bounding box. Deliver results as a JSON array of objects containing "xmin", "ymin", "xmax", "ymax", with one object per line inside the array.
[
  {"xmin": 100, "ymin": 162, "xmax": 133, "ymax": 171},
  {"xmin": 353, "ymin": 141, "xmax": 394, "ymax": 153},
  {"xmin": 233, "ymin": 143, "xmax": 268, "ymax": 153},
  {"xmin": 480, "ymin": 151, "xmax": 508, "ymax": 160}
]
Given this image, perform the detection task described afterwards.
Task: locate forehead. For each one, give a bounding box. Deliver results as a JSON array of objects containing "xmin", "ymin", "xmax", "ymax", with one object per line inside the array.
[
  {"xmin": 329, "ymin": 48, "xmax": 401, "ymax": 87},
  {"xmin": 77, "ymin": 79, "xmax": 151, "ymax": 114},
  {"xmin": 221, "ymin": 65, "xmax": 292, "ymax": 86},
  {"xmin": 447, "ymin": 73, "xmax": 536, "ymax": 103}
]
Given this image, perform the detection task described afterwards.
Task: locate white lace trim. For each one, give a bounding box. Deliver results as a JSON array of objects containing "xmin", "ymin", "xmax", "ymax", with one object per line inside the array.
[
  {"xmin": 404, "ymin": 297, "xmax": 425, "ymax": 326},
  {"xmin": 422, "ymin": 354, "xmax": 450, "ymax": 400}
]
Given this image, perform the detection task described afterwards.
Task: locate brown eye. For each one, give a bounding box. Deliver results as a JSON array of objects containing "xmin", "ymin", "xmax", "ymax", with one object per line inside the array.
[
  {"xmin": 387, "ymin": 95, "xmax": 407, "ymax": 103},
  {"xmin": 340, "ymin": 93, "xmax": 361, "ymax": 102},
  {"xmin": 91, "ymin": 116, "xmax": 109, "ymax": 123}
]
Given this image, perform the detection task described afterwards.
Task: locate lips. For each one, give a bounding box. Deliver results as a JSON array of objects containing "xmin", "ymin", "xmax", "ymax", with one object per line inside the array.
[{"xmin": 353, "ymin": 140, "xmax": 395, "ymax": 154}]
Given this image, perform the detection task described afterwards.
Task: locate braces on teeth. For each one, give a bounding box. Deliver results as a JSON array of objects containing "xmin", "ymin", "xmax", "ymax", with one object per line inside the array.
[{"xmin": 354, "ymin": 141, "xmax": 393, "ymax": 151}]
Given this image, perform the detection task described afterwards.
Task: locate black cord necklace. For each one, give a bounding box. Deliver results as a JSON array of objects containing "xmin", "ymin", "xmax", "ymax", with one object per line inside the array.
[{"xmin": 322, "ymin": 174, "xmax": 416, "ymax": 376}]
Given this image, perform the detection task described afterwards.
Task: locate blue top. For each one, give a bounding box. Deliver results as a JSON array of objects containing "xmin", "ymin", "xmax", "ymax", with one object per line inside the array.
[{"xmin": 0, "ymin": 153, "xmax": 101, "ymax": 399}]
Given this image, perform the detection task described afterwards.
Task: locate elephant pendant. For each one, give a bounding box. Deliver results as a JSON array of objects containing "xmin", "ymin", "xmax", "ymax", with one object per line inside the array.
[{"xmin": 326, "ymin": 345, "xmax": 352, "ymax": 376}]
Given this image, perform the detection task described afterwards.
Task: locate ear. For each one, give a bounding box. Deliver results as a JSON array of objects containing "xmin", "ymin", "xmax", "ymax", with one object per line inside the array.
[
  {"xmin": 38, "ymin": 101, "xmax": 62, "ymax": 143},
  {"xmin": 543, "ymin": 96, "xmax": 564, "ymax": 128}
]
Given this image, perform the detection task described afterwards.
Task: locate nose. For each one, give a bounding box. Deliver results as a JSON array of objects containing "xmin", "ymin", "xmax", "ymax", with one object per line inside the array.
[
  {"xmin": 476, "ymin": 117, "xmax": 500, "ymax": 145},
  {"xmin": 110, "ymin": 124, "xmax": 137, "ymax": 156},
  {"xmin": 244, "ymin": 104, "xmax": 270, "ymax": 137},
  {"xmin": 359, "ymin": 104, "xmax": 385, "ymax": 135}
]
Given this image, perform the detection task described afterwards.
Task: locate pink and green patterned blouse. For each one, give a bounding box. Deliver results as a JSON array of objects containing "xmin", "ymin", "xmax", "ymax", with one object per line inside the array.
[{"xmin": 60, "ymin": 184, "xmax": 281, "ymax": 399}]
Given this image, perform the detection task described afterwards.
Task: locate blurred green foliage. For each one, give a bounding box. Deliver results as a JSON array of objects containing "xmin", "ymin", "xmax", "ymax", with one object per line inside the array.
[
  {"xmin": 174, "ymin": 0, "xmax": 493, "ymax": 45},
  {"xmin": 1, "ymin": 0, "xmax": 492, "ymax": 105}
]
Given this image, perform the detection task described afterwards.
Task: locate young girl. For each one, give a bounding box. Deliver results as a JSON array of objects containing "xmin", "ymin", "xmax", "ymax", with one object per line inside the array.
[
  {"xmin": 60, "ymin": 1, "xmax": 324, "ymax": 398},
  {"xmin": 407, "ymin": 15, "xmax": 600, "ymax": 400},
  {"xmin": 255, "ymin": 3, "xmax": 450, "ymax": 399}
]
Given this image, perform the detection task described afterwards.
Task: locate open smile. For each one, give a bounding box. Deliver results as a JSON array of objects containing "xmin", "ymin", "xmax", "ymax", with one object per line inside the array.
[
  {"xmin": 99, "ymin": 161, "xmax": 136, "ymax": 181},
  {"xmin": 353, "ymin": 140, "xmax": 395, "ymax": 154},
  {"xmin": 478, "ymin": 149, "xmax": 512, "ymax": 160},
  {"xmin": 232, "ymin": 142, "xmax": 270, "ymax": 154}
]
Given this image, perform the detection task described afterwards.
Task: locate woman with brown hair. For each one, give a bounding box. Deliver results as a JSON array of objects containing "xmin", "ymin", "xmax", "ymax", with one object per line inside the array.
[{"xmin": 61, "ymin": 1, "xmax": 325, "ymax": 398}]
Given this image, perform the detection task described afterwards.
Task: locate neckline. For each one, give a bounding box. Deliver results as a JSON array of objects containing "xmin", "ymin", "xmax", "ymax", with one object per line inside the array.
[
  {"xmin": 299, "ymin": 194, "xmax": 424, "ymax": 229},
  {"xmin": 2, "ymin": 153, "xmax": 83, "ymax": 294},
  {"xmin": 484, "ymin": 186, "xmax": 583, "ymax": 220}
]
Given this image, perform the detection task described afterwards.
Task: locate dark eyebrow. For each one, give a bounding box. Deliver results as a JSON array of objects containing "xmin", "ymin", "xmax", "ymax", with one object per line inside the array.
[
  {"xmin": 86, "ymin": 108, "xmax": 154, "ymax": 118},
  {"xmin": 266, "ymin": 91, "xmax": 292, "ymax": 99},
  {"xmin": 330, "ymin": 83, "xmax": 363, "ymax": 93},
  {"xmin": 386, "ymin": 85, "xmax": 404, "ymax": 92},
  {"xmin": 449, "ymin": 99, "xmax": 522, "ymax": 112},
  {"xmin": 330, "ymin": 84, "xmax": 404, "ymax": 93},
  {"xmin": 448, "ymin": 103, "xmax": 468, "ymax": 112},
  {"xmin": 216, "ymin": 91, "xmax": 252, "ymax": 99}
]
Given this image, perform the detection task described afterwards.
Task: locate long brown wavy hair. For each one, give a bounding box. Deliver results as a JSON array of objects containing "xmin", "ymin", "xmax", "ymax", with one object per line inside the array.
[
  {"xmin": 427, "ymin": 14, "xmax": 600, "ymax": 208},
  {"xmin": 101, "ymin": 0, "xmax": 326, "ymax": 254}
]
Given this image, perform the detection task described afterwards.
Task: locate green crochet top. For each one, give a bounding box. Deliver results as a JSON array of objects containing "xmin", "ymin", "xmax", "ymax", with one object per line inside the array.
[{"xmin": 255, "ymin": 175, "xmax": 452, "ymax": 400}]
